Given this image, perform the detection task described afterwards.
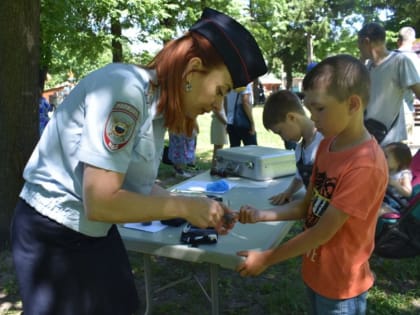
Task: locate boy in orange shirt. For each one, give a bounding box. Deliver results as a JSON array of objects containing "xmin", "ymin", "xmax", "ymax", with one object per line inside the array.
[{"xmin": 236, "ymin": 55, "xmax": 388, "ymax": 315}]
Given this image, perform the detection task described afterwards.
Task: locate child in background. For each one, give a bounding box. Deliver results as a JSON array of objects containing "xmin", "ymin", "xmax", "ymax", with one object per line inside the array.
[
  {"xmin": 236, "ymin": 55, "xmax": 388, "ymax": 315},
  {"xmin": 262, "ymin": 90, "xmax": 323, "ymax": 204},
  {"xmin": 168, "ymin": 121, "xmax": 199, "ymax": 178},
  {"xmin": 210, "ymin": 105, "xmax": 228, "ymax": 173},
  {"xmin": 381, "ymin": 142, "xmax": 413, "ymax": 213},
  {"xmin": 411, "ymin": 149, "xmax": 420, "ymax": 191}
]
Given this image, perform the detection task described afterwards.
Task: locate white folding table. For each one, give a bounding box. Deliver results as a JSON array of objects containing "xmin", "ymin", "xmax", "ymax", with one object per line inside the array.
[{"xmin": 119, "ymin": 171, "xmax": 301, "ymax": 315}]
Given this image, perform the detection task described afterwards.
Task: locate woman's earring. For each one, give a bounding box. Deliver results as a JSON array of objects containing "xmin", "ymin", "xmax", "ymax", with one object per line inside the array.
[{"xmin": 185, "ymin": 81, "xmax": 192, "ymax": 92}]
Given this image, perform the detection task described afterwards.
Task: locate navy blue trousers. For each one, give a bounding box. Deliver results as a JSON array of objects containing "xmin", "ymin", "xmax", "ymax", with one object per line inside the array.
[
  {"xmin": 11, "ymin": 199, "xmax": 139, "ymax": 315},
  {"xmin": 227, "ymin": 124, "xmax": 257, "ymax": 147}
]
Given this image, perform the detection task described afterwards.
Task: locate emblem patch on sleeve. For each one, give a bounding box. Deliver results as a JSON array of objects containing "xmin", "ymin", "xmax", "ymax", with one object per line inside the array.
[{"xmin": 103, "ymin": 102, "xmax": 140, "ymax": 151}]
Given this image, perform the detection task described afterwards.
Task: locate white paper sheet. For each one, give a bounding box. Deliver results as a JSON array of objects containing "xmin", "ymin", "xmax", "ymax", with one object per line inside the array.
[{"xmin": 124, "ymin": 221, "xmax": 168, "ymax": 233}]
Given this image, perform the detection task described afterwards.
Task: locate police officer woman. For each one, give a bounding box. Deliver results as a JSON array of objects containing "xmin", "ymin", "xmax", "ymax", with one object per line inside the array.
[{"xmin": 10, "ymin": 7, "xmax": 267, "ymax": 315}]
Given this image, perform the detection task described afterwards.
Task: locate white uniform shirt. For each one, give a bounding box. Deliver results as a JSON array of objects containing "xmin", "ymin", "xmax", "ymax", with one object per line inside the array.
[
  {"xmin": 20, "ymin": 64, "xmax": 166, "ymax": 237},
  {"xmin": 366, "ymin": 51, "xmax": 420, "ymax": 145}
]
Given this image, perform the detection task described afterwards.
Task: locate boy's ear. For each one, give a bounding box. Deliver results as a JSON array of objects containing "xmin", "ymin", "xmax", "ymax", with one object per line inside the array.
[
  {"xmin": 359, "ymin": 37, "xmax": 370, "ymax": 47},
  {"xmin": 286, "ymin": 112, "xmax": 297, "ymax": 121},
  {"xmin": 348, "ymin": 95, "xmax": 362, "ymax": 114}
]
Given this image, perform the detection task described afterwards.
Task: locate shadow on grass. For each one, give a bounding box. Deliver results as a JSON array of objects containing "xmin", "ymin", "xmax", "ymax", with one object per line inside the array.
[
  {"xmin": 0, "ymin": 251, "xmax": 22, "ymax": 315},
  {"xmin": 368, "ymin": 255, "xmax": 420, "ymax": 315}
]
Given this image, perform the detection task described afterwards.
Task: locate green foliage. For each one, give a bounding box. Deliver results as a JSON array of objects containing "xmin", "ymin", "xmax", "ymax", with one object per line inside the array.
[
  {"xmin": 40, "ymin": 0, "xmax": 420, "ymax": 90},
  {"xmin": 370, "ymin": 0, "xmax": 420, "ymax": 33}
]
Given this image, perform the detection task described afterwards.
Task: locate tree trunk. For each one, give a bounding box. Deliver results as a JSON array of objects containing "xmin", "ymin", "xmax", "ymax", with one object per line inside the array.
[
  {"xmin": 111, "ymin": 17, "xmax": 123, "ymax": 62},
  {"xmin": 284, "ymin": 60, "xmax": 293, "ymax": 90},
  {"xmin": 0, "ymin": 0, "xmax": 40, "ymax": 249},
  {"xmin": 306, "ymin": 33, "xmax": 314, "ymax": 65}
]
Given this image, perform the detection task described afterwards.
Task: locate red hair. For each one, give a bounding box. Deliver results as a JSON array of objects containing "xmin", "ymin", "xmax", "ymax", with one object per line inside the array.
[{"xmin": 146, "ymin": 32, "xmax": 225, "ymax": 136}]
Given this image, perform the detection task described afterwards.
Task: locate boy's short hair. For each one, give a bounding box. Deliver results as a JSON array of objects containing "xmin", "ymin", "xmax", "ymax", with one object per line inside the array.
[
  {"xmin": 262, "ymin": 90, "xmax": 305, "ymax": 130},
  {"xmin": 358, "ymin": 22, "xmax": 386, "ymax": 43},
  {"xmin": 302, "ymin": 54, "xmax": 370, "ymax": 108}
]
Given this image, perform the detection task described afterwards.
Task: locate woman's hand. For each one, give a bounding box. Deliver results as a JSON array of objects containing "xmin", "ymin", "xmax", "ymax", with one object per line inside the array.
[{"xmin": 184, "ymin": 197, "xmax": 237, "ymax": 234}]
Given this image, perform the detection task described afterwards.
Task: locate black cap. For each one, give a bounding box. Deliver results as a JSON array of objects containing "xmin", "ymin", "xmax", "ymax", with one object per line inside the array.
[{"xmin": 190, "ymin": 7, "xmax": 267, "ymax": 89}]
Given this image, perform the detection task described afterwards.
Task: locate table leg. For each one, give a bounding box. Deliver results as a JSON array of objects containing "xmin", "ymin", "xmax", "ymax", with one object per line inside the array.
[
  {"xmin": 210, "ymin": 264, "xmax": 219, "ymax": 315},
  {"xmin": 143, "ymin": 254, "xmax": 153, "ymax": 315},
  {"xmin": 143, "ymin": 255, "xmax": 220, "ymax": 315}
]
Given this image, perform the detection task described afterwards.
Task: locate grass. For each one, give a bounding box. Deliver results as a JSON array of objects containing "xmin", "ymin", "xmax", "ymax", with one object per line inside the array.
[
  {"xmin": 1, "ymin": 106, "xmax": 420, "ymax": 314},
  {"xmin": 194, "ymin": 104, "xmax": 285, "ymax": 153}
]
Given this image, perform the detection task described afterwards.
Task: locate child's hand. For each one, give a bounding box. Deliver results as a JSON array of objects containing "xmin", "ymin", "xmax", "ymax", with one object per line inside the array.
[
  {"xmin": 388, "ymin": 176, "xmax": 412, "ymax": 198},
  {"xmin": 269, "ymin": 191, "xmax": 292, "ymax": 205},
  {"xmin": 236, "ymin": 250, "xmax": 269, "ymax": 276},
  {"xmin": 238, "ymin": 205, "xmax": 261, "ymax": 223}
]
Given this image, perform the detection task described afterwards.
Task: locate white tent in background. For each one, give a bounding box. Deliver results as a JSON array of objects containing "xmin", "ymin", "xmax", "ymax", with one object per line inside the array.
[{"xmin": 258, "ymin": 73, "xmax": 284, "ymax": 94}]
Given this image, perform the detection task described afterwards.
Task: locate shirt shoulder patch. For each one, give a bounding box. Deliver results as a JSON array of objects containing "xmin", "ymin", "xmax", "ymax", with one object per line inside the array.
[{"xmin": 103, "ymin": 102, "xmax": 140, "ymax": 151}]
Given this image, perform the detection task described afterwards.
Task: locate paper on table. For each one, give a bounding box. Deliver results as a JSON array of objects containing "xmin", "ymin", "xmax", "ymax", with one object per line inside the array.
[
  {"xmin": 230, "ymin": 179, "xmax": 276, "ymax": 188},
  {"xmin": 173, "ymin": 180, "xmax": 236, "ymax": 194},
  {"xmin": 124, "ymin": 221, "xmax": 168, "ymax": 233}
]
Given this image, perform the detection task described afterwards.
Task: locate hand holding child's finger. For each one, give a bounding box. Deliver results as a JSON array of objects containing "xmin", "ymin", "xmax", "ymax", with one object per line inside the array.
[
  {"xmin": 215, "ymin": 211, "xmax": 238, "ymax": 234},
  {"xmin": 186, "ymin": 197, "xmax": 223, "ymax": 228}
]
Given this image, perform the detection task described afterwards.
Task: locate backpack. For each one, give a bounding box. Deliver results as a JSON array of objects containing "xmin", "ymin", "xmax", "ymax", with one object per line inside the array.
[{"xmin": 374, "ymin": 191, "xmax": 420, "ymax": 258}]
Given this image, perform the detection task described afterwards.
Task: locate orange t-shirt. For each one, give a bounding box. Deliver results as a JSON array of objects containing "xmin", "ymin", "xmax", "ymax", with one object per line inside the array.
[{"xmin": 302, "ymin": 137, "xmax": 388, "ymax": 299}]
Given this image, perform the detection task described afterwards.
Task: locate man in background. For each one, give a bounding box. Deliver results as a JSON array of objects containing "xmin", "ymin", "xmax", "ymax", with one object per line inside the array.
[
  {"xmin": 225, "ymin": 82, "xmax": 257, "ymax": 147},
  {"xmin": 396, "ymin": 26, "xmax": 420, "ymax": 144},
  {"xmin": 358, "ymin": 22, "xmax": 420, "ymax": 145}
]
